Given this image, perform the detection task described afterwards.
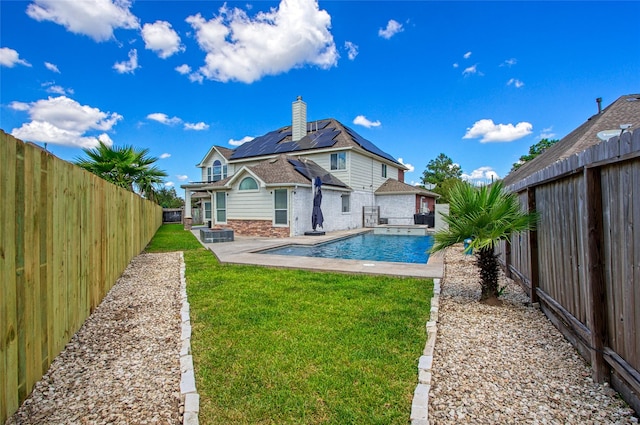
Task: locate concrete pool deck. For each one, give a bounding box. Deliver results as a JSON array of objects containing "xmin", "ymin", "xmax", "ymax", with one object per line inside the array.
[{"xmin": 190, "ymin": 226, "xmax": 443, "ymax": 279}]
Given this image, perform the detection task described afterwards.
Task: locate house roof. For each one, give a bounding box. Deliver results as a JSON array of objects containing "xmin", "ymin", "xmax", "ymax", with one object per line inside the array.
[
  {"xmin": 503, "ymin": 94, "xmax": 640, "ymax": 187},
  {"xmin": 196, "ymin": 145, "xmax": 235, "ymax": 167},
  {"xmin": 241, "ymin": 154, "xmax": 349, "ymax": 188},
  {"xmin": 229, "ymin": 118, "xmax": 404, "ymax": 167},
  {"xmin": 375, "ymin": 178, "xmax": 440, "ymax": 197}
]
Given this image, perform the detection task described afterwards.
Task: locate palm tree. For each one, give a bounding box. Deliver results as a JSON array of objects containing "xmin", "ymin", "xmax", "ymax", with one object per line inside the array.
[
  {"xmin": 75, "ymin": 141, "xmax": 167, "ymax": 199},
  {"xmin": 430, "ymin": 181, "xmax": 538, "ymax": 302}
]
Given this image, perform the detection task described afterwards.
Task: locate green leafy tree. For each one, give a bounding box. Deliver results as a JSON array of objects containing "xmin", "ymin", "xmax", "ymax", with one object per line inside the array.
[
  {"xmin": 75, "ymin": 141, "xmax": 168, "ymax": 199},
  {"xmin": 155, "ymin": 186, "xmax": 185, "ymax": 208},
  {"xmin": 421, "ymin": 153, "xmax": 462, "ymax": 185},
  {"xmin": 430, "ymin": 181, "xmax": 538, "ymax": 302},
  {"xmin": 511, "ymin": 138, "xmax": 559, "ymax": 171},
  {"xmin": 421, "ymin": 153, "xmax": 463, "ymax": 203}
]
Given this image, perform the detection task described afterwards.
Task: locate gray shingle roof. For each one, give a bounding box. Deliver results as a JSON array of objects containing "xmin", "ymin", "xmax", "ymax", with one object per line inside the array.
[
  {"xmin": 247, "ymin": 154, "xmax": 349, "ymax": 188},
  {"xmin": 375, "ymin": 179, "xmax": 440, "ymax": 197},
  {"xmin": 503, "ymin": 94, "xmax": 640, "ymax": 187}
]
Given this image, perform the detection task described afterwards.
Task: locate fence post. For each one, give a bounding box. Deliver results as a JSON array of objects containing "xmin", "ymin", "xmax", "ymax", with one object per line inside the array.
[
  {"xmin": 584, "ymin": 166, "xmax": 609, "ymax": 382},
  {"xmin": 527, "ymin": 188, "xmax": 539, "ymax": 304}
]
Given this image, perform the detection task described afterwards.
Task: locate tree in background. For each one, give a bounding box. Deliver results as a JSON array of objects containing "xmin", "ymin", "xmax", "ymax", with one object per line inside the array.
[
  {"xmin": 430, "ymin": 181, "xmax": 538, "ymax": 303},
  {"xmin": 511, "ymin": 138, "xmax": 559, "ymax": 172},
  {"xmin": 421, "ymin": 153, "xmax": 463, "ymax": 203},
  {"xmin": 155, "ymin": 186, "xmax": 185, "ymax": 208},
  {"xmin": 75, "ymin": 141, "xmax": 168, "ymax": 200}
]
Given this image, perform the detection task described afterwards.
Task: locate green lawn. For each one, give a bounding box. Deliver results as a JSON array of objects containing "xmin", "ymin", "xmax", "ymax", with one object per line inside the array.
[{"xmin": 147, "ymin": 224, "xmax": 433, "ymax": 424}]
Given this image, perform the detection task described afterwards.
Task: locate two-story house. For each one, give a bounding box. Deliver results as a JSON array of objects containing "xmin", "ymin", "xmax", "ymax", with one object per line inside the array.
[{"xmin": 181, "ymin": 97, "xmax": 438, "ymax": 237}]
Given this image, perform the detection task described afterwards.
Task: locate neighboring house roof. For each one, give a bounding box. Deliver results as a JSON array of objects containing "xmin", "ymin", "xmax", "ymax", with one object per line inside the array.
[
  {"xmin": 229, "ymin": 118, "xmax": 404, "ymax": 167},
  {"xmin": 375, "ymin": 178, "xmax": 440, "ymax": 197},
  {"xmin": 503, "ymin": 94, "xmax": 640, "ymax": 187}
]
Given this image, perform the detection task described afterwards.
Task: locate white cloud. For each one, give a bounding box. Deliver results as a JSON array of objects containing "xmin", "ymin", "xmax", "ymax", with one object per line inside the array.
[
  {"xmin": 462, "ymin": 64, "xmax": 482, "ymax": 76},
  {"xmin": 229, "ymin": 136, "xmax": 254, "ymax": 146},
  {"xmin": 147, "ymin": 112, "xmax": 182, "ymax": 125},
  {"xmin": 538, "ymin": 127, "xmax": 556, "ymax": 139},
  {"xmin": 188, "ymin": 72, "xmax": 204, "ymax": 83},
  {"xmin": 463, "ymin": 51, "xmax": 472, "ymax": 59},
  {"xmin": 344, "ymin": 41, "xmax": 358, "ymax": 60},
  {"xmin": 42, "ymin": 81, "xmax": 74, "ymax": 95},
  {"xmin": 463, "ymin": 119, "xmax": 533, "ymax": 143},
  {"xmin": 397, "ymin": 157, "xmax": 414, "ymax": 173},
  {"xmin": 353, "ymin": 115, "xmax": 381, "ymax": 128},
  {"xmin": 165, "ymin": 181, "xmax": 175, "ymax": 187},
  {"xmin": 44, "ymin": 62, "xmax": 60, "ymax": 73},
  {"xmin": 10, "ymin": 96, "xmax": 122, "ymax": 148},
  {"xmin": 462, "ymin": 166, "xmax": 500, "ymax": 184},
  {"xmin": 159, "ymin": 153, "xmax": 171, "ymax": 159},
  {"xmin": 97, "ymin": 133, "xmax": 113, "ymax": 147},
  {"xmin": 113, "ymin": 49, "xmax": 139, "ymax": 74},
  {"xmin": 184, "ymin": 122, "xmax": 209, "ymax": 131},
  {"xmin": 0, "ymin": 47, "xmax": 32, "ymax": 67},
  {"xmin": 378, "ymin": 19, "xmax": 403, "ymax": 39},
  {"xmin": 186, "ymin": 0, "xmax": 337, "ymax": 83},
  {"xmin": 10, "ymin": 101, "xmax": 31, "ymax": 111},
  {"xmin": 452, "ymin": 63, "xmax": 459, "ymax": 68},
  {"xmin": 142, "ymin": 20, "xmax": 184, "ymax": 58},
  {"xmin": 501, "ymin": 58, "xmax": 517, "ymax": 67},
  {"xmin": 26, "ymin": 0, "xmax": 139, "ymax": 42},
  {"xmin": 175, "ymin": 64, "xmax": 191, "ymax": 74},
  {"xmin": 176, "ymin": 174, "xmax": 189, "ymax": 181},
  {"xmin": 507, "ymin": 78, "xmax": 524, "ymax": 88}
]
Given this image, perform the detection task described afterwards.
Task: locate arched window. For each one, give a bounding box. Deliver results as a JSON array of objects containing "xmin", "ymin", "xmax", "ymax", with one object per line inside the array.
[
  {"xmin": 239, "ymin": 177, "xmax": 258, "ymax": 190},
  {"xmin": 212, "ymin": 160, "xmax": 222, "ymax": 182}
]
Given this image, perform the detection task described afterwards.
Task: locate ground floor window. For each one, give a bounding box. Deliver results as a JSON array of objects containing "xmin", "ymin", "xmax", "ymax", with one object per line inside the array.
[
  {"xmin": 341, "ymin": 194, "xmax": 350, "ymax": 213},
  {"xmin": 274, "ymin": 189, "xmax": 288, "ymax": 225},
  {"xmin": 215, "ymin": 192, "xmax": 226, "ymax": 223},
  {"xmin": 204, "ymin": 201, "xmax": 212, "ymax": 221}
]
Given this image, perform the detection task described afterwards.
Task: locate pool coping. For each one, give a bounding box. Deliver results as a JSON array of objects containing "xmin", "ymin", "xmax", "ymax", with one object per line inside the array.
[{"xmin": 190, "ymin": 227, "xmax": 443, "ymax": 279}]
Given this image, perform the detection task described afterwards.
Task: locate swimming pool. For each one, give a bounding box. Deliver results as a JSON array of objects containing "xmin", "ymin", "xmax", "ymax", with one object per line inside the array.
[{"xmin": 261, "ymin": 232, "xmax": 434, "ymax": 264}]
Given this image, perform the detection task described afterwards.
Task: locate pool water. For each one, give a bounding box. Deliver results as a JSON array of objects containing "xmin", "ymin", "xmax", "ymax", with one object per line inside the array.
[{"xmin": 262, "ymin": 233, "xmax": 434, "ymax": 264}]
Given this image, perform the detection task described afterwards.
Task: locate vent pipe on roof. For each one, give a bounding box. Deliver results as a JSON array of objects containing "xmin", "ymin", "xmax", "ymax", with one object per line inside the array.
[
  {"xmin": 292, "ymin": 96, "xmax": 307, "ymax": 142},
  {"xmin": 596, "ymin": 97, "xmax": 603, "ymax": 114}
]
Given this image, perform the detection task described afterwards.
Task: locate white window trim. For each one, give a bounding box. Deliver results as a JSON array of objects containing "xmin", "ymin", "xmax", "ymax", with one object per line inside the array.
[
  {"xmin": 331, "ymin": 152, "xmax": 347, "ymax": 171},
  {"xmin": 215, "ymin": 192, "xmax": 227, "ymax": 224},
  {"xmin": 273, "ymin": 188, "xmax": 288, "ymax": 226}
]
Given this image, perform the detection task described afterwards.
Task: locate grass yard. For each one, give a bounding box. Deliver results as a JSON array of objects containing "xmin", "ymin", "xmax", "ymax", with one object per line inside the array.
[{"xmin": 147, "ymin": 224, "xmax": 434, "ymax": 424}]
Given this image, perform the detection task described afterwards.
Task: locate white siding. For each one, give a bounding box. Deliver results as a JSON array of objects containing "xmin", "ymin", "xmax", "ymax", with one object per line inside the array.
[
  {"xmin": 376, "ymin": 194, "xmax": 415, "ymax": 225},
  {"xmin": 349, "ymin": 152, "xmax": 402, "ymax": 191},
  {"xmin": 227, "ymin": 188, "xmax": 272, "ymax": 219},
  {"xmin": 303, "ymin": 151, "xmax": 350, "ymax": 186}
]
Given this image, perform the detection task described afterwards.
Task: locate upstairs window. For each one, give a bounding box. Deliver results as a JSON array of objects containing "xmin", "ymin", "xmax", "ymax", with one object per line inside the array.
[
  {"xmin": 239, "ymin": 177, "xmax": 258, "ymax": 190},
  {"xmin": 381, "ymin": 163, "xmax": 387, "ymax": 178},
  {"xmin": 207, "ymin": 167, "xmax": 212, "ymax": 182},
  {"xmin": 331, "ymin": 152, "xmax": 346, "ymax": 170},
  {"xmin": 212, "ymin": 160, "xmax": 223, "ymax": 182}
]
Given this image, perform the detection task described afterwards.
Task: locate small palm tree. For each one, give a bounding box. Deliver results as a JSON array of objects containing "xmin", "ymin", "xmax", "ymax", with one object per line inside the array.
[
  {"xmin": 75, "ymin": 141, "xmax": 167, "ymax": 199},
  {"xmin": 430, "ymin": 181, "xmax": 537, "ymax": 302}
]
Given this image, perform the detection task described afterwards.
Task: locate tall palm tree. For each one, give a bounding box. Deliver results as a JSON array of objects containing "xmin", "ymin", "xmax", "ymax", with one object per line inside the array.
[
  {"xmin": 75, "ymin": 141, "xmax": 167, "ymax": 199},
  {"xmin": 430, "ymin": 181, "xmax": 538, "ymax": 302}
]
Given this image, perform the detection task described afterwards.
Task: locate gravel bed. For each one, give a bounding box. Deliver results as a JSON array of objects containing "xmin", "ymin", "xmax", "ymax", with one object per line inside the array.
[
  {"xmin": 428, "ymin": 246, "xmax": 638, "ymax": 424},
  {"xmin": 6, "ymin": 252, "xmax": 182, "ymax": 425}
]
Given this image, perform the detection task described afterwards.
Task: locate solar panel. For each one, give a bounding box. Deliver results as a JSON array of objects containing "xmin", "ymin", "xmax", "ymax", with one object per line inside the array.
[
  {"xmin": 288, "ymin": 158, "xmax": 349, "ymax": 188},
  {"xmin": 342, "ymin": 125, "xmax": 399, "ymax": 164},
  {"xmin": 230, "ymin": 129, "xmax": 289, "ymax": 159}
]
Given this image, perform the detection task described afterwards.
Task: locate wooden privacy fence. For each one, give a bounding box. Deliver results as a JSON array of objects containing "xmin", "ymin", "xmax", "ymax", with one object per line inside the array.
[
  {"xmin": 1, "ymin": 131, "xmax": 163, "ymax": 422},
  {"xmin": 500, "ymin": 128, "xmax": 640, "ymax": 414}
]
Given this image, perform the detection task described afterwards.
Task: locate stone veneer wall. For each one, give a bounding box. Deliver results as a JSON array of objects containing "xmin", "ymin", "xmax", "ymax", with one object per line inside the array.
[{"xmin": 227, "ymin": 219, "xmax": 290, "ymax": 238}]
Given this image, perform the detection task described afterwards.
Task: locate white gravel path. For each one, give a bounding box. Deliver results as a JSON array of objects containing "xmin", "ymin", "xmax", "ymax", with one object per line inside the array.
[
  {"xmin": 428, "ymin": 246, "xmax": 638, "ymax": 424},
  {"xmin": 6, "ymin": 252, "xmax": 182, "ymax": 425}
]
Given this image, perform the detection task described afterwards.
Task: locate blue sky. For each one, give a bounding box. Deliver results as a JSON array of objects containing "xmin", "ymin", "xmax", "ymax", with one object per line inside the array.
[{"xmin": 2, "ymin": 0, "xmax": 639, "ymax": 192}]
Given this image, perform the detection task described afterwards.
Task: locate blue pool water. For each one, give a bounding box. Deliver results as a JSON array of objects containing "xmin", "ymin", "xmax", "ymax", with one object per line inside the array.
[{"xmin": 261, "ymin": 233, "xmax": 434, "ymax": 264}]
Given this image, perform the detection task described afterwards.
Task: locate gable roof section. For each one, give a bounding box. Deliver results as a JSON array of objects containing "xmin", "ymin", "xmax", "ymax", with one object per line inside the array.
[
  {"xmin": 229, "ymin": 118, "xmax": 403, "ymax": 167},
  {"xmin": 234, "ymin": 154, "xmax": 349, "ymax": 189},
  {"xmin": 375, "ymin": 179, "xmax": 440, "ymax": 197},
  {"xmin": 196, "ymin": 145, "xmax": 234, "ymax": 167},
  {"xmin": 503, "ymin": 94, "xmax": 640, "ymax": 187}
]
